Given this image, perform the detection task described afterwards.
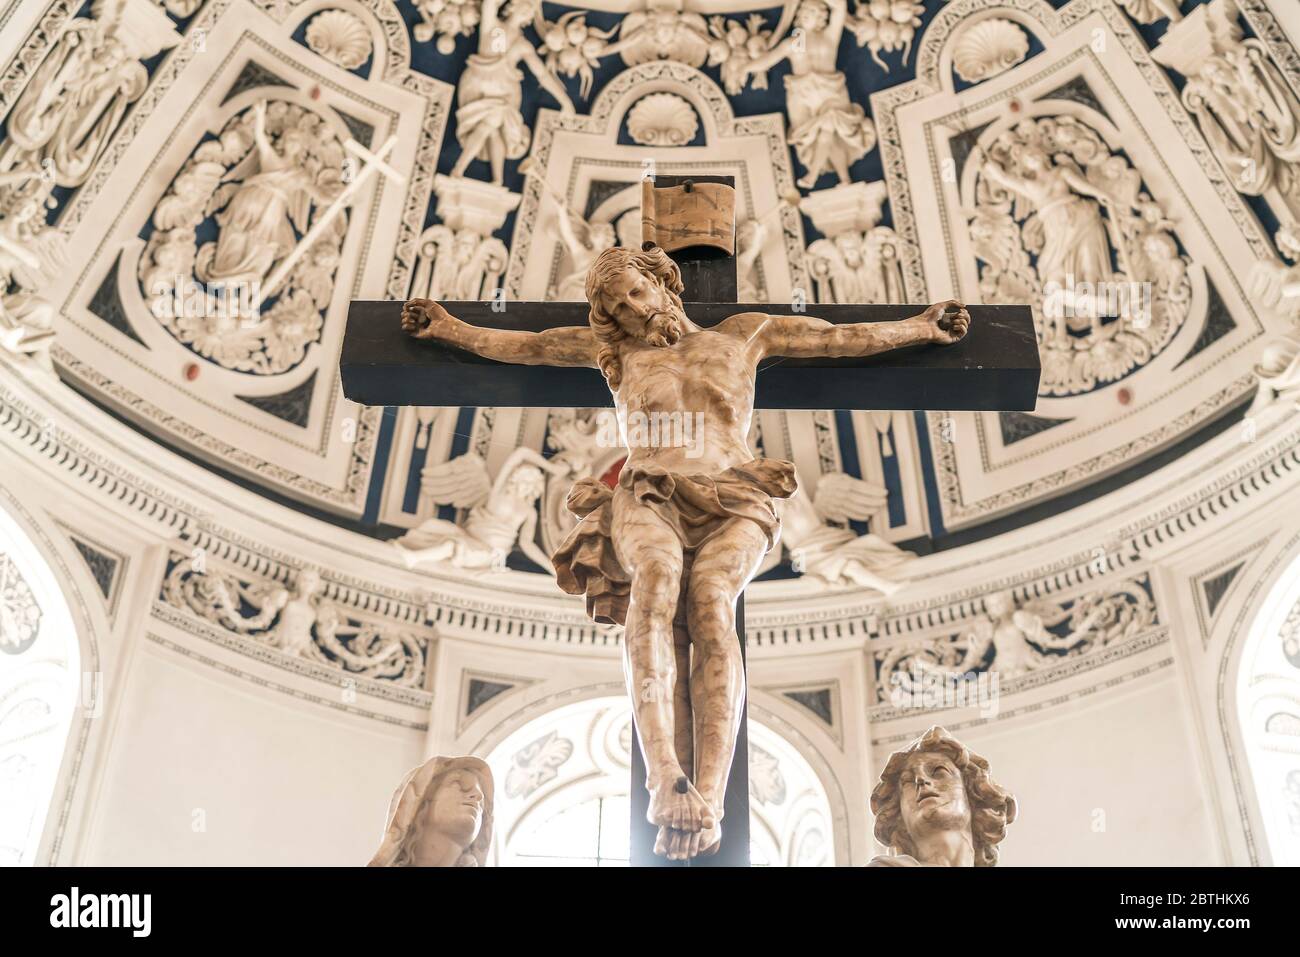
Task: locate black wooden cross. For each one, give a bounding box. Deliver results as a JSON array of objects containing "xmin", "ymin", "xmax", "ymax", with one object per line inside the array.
[{"xmin": 341, "ymin": 175, "xmax": 1039, "ymax": 867}]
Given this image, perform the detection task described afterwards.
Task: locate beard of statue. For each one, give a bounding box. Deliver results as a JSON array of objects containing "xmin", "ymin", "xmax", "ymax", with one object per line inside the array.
[{"xmin": 640, "ymin": 304, "xmax": 686, "ymax": 348}]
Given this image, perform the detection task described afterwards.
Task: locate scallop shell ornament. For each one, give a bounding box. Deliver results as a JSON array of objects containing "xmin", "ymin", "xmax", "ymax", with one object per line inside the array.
[
  {"xmin": 952, "ymin": 19, "xmax": 1029, "ymax": 84},
  {"xmin": 306, "ymin": 10, "xmax": 374, "ymax": 71},
  {"xmin": 626, "ymin": 94, "xmax": 699, "ymax": 147}
]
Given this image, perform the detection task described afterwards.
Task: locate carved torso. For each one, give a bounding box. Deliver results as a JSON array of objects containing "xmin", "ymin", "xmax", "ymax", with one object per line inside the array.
[{"xmin": 613, "ymin": 324, "xmax": 757, "ymax": 474}]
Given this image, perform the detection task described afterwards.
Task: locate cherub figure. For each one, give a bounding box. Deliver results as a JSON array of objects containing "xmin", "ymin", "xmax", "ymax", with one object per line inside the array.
[
  {"xmin": 259, "ymin": 568, "xmax": 326, "ymax": 657},
  {"xmin": 395, "ymin": 448, "xmax": 569, "ymax": 571},
  {"xmin": 955, "ymin": 590, "xmax": 1093, "ymax": 678},
  {"xmin": 598, "ymin": 0, "xmax": 713, "ymax": 68},
  {"xmin": 553, "ymin": 207, "xmax": 617, "ymax": 301},
  {"xmin": 449, "ymin": 0, "xmax": 574, "ymax": 184},
  {"xmin": 739, "ymin": 0, "xmax": 875, "ymax": 188},
  {"xmin": 198, "ymin": 100, "xmax": 340, "ymax": 288}
]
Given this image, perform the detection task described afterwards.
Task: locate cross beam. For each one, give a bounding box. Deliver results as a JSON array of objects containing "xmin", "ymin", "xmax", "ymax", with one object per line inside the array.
[{"xmin": 340, "ymin": 300, "xmax": 1041, "ymax": 411}]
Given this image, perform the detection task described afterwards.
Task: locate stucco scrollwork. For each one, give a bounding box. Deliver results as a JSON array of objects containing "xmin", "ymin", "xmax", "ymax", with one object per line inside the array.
[
  {"xmin": 161, "ymin": 559, "xmax": 425, "ymax": 686},
  {"xmin": 0, "ymin": 555, "xmax": 42, "ymax": 655},
  {"xmin": 0, "ymin": 173, "xmax": 62, "ymax": 375},
  {"xmin": 876, "ymin": 577, "xmax": 1158, "ymax": 699},
  {"xmin": 1153, "ymin": 1, "xmax": 1300, "ymax": 223}
]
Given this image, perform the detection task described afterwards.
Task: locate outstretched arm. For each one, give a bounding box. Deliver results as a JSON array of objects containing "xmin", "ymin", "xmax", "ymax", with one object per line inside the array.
[
  {"xmin": 402, "ymin": 299, "xmax": 598, "ymax": 367},
  {"xmin": 744, "ymin": 37, "xmax": 793, "ymax": 76},
  {"xmin": 521, "ymin": 46, "xmax": 575, "ymax": 113},
  {"xmin": 741, "ymin": 300, "xmax": 970, "ymax": 361}
]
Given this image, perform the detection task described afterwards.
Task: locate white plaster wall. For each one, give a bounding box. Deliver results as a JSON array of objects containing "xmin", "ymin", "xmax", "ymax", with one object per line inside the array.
[
  {"xmin": 920, "ymin": 672, "xmax": 1221, "ymax": 866},
  {"xmin": 80, "ymin": 642, "xmax": 425, "ymax": 866}
]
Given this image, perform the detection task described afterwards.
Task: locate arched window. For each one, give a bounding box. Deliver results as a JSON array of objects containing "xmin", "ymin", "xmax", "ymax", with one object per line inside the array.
[
  {"xmin": 1236, "ymin": 558, "xmax": 1300, "ymax": 866},
  {"xmin": 485, "ymin": 696, "xmax": 834, "ymax": 866},
  {"xmin": 0, "ymin": 506, "xmax": 80, "ymax": 866}
]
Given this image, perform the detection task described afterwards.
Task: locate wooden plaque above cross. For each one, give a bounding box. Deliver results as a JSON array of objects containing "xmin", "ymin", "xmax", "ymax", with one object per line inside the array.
[{"xmin": 341, "ymin": 174, "xmax": 1040, "ymax": 867}]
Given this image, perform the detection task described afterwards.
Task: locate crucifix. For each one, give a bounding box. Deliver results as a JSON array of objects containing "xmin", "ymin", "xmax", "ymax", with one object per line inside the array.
[{"xmin": 342, "ymin": 174, "xmax": 1039, "ymax": 866}]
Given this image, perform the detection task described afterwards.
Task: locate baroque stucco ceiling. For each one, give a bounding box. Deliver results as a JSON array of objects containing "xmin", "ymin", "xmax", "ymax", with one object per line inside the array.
[{"xmin": 2, "ymin": 0, "xmax": 1298, "ymax": 589}]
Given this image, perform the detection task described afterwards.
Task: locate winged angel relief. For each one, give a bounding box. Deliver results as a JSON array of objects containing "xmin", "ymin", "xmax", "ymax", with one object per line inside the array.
[
  {"xmin": 967, "ymin": 116, "xmax": 1192, "ymax": 396},
  {"xmin": 138, "ymin": 100, "xmax": 346, "ymax": 374},
  {"xmin": 163, "ymin": 560, "xmax": 425, "ymax": 685},
  {"xmin": 393, "ymin": 449, "xmax": 570, "ymax": 572},
  {"xmin": 876, "ymin": 580, "xmax": 1157, "ymax": 698}
]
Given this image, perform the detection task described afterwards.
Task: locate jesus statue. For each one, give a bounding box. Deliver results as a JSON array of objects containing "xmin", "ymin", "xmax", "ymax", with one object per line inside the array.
[{"xmin": 401, "ymin": 245, "xmax": 970, "ymax": 860}]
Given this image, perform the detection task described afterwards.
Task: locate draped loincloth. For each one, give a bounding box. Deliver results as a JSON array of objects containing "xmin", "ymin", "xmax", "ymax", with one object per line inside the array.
[{"xmin": 551, "ymin": 458, "xmax": 797, "ymax": 627}]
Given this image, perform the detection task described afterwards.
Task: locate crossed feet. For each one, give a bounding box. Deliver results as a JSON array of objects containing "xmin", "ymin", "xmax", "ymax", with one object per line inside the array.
[{"xmin": 648, "ymin": 775, "xmax": 723, "ymax": 862}]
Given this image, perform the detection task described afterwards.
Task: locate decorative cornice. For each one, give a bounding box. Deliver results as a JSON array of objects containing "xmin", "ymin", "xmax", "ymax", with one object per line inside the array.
[{"xmin": 3, "ymin": 367, "xmax": 1298, "ymax": 664}]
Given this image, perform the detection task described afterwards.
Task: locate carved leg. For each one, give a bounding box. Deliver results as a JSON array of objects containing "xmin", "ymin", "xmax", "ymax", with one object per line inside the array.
[
  {"xmin": 675, "ymin": 519, "xmax": 769, "ymax": 859},
  {"xmin": 613, "ymin": 500, "xmax": 712, "ymax": 838},
  {"xmin": 393, "ymin": 539, "xmax": 456, "ymax": 568},
  {"xmin": 831, "ymin": 141, "xmax": 852, "ymax": 186},
  {"xmin": 451, "ymin": 128, "xmax": 492, "ymax": 178},
  {"xmin": 488, "ymin": 135, "xmax": 506, "ymax": 187},
  {"xmin": 671, "ymin": 619, "xmax": 694, "ymax": 777},
  {"xmin": 799, "ymin": 132, "xmax": 833, "ymax": 190}
]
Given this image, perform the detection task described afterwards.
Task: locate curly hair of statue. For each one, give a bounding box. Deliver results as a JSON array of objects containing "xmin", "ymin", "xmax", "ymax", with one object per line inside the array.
[{"xmin": 869, "ymin": 726, "xmax": 1017, "ymax": 867}]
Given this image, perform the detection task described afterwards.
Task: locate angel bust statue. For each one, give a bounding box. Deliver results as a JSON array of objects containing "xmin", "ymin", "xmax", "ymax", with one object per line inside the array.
[
  {"xmin": 369, "ymin": 756, "xmax": 494, "ymax": 867},
  {"xmin": 869, "ymin": 726, "xmax": 1017, "ymax": 867},
  {"xmin": 394, "ymin": 448, "xmax": 568, "ymax": 571}
]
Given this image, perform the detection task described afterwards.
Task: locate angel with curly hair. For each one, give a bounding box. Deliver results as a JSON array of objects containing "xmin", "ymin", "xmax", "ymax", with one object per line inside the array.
[{"xmin": 869, "ymin": 726, "xmax": 1017, "ymax": 867}]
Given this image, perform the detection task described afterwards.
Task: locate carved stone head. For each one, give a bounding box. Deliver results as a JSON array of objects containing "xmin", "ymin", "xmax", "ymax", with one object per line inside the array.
[
  {"xmin": 870, "ymin": 726, "xmax": 1016, "ymax": 866},
  {"xmin": 294, "ymin": 568, "xmax": 323, "ymax": 599},
  {"xmin": 505, "ymin": 464, "xmax": 547, "ymax": 503},
  {"xmin": 833, "ymin": 232, "xmax": 864, "ymax": 268},
  {"xmin": 1013, "ymin": 143, "xmax": 1050, "ymax": 174},
  {"xmin": 369, "ymin": 756, "xmax": 494, "ymax": 867},
  {"xmin": 796, "ymin": 0, "xmax": 829, "ymax": 32},
  {"xmin": 984, "ymin": 589, "xmax": 1015, "ymax": 620},
  {"xmin": 279, "ymin": 128, "xmax": 309, "ymax": 162},
  {"xmin": 502, "ymin": 0, "xmax": 538, "ymax": 29}
]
